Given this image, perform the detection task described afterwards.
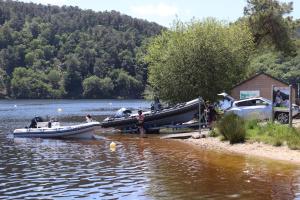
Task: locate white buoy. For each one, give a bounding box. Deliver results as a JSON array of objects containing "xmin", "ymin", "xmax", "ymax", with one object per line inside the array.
[
  {"xmin": 14, "ymin": 105, "xmax": 17, "ymax": 108},
  {"xmin": 57, "ymin": 108, "xmax": 62, "ymax": 112}
]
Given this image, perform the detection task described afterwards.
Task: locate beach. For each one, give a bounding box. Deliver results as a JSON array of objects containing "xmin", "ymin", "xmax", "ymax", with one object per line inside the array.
[{"xmin": 181, "ymin": 132, "xmax": 300, "ymax": 165}]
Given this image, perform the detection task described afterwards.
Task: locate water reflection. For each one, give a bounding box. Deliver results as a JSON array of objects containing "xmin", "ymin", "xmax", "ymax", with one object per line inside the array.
[
  {"xmin": 1, "ymin": 100, "xmax": 300, "ymax": 199},
  {"xmin": 1, "ymin": 134, "xmax": 300, "ymax": 199},
  {"xmin": 107, "ymin": 136, "xmax": 300, "ymax": 200}
]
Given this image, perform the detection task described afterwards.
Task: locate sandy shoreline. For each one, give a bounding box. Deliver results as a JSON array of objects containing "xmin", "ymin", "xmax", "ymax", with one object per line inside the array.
[{"xmin": 180, "ymin": 132, "xmax": 300, "ymax": 165}]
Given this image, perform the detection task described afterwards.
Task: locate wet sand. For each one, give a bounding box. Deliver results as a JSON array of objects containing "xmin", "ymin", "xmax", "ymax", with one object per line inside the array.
[{"xmin": 181, "ymin": 132, "xmax": 300, "ymax": 165}]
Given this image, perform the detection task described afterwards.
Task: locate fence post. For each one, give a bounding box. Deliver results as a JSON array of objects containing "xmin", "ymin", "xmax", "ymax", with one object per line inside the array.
[
  {"xmin": 271, "ymin": 85, "xmax": 274, "ymax": 123},
  {"xmin": 199, "ymin": 97, "xmax": 201, "ymax": 134},
  {"xmin": 289, "ymin": 85, "xmax": 293, "ymax": 127}
]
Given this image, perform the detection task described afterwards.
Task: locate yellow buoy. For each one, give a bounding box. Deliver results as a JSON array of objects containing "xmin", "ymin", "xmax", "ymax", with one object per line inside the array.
[
  {"xmin": 110, "ymin": 147, "xmax": 116, "ymax": 152},
  {"xmin": 110, "ymin": 142, "xmax": 116, "ymax": 148}
]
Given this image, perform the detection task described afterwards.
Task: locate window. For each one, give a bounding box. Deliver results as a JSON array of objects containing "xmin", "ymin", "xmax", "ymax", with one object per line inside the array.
[
  {"xmin": 236, "ymin": 100, "xmax": 255, "ymax": 107},
  {"xmin": 236, "ymin": 99, "xmax": 268, "ymax": 107},
  {"xmin": 255, "ymin": 99, "xmax": 268, "ymax": 106}
]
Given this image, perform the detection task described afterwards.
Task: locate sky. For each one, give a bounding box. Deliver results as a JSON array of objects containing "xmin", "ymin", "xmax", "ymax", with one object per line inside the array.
[{"xmin": 19, "ymin": 0, "xmax": 300, "ymax": 27}]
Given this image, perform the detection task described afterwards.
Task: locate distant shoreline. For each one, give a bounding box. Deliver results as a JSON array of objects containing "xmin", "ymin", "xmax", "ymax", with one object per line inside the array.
[
  {"xmin": 181, "ymin": 134, "xmax": 300, "ymax": 165},
  {"xmin": 0, "ymin": 98, "xmax": 147, "ymax": 100}
]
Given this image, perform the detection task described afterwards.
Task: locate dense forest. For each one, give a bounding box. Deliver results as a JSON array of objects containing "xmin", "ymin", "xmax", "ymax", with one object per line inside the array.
[{"xmin": 0, "ymin": 0, "xmax": 163, "ymax": 99}]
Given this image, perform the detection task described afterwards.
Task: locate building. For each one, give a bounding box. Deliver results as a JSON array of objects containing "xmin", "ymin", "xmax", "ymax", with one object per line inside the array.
[{"xmin": 230, "ymin": 72, "xmax": 296, "ymax": 102}]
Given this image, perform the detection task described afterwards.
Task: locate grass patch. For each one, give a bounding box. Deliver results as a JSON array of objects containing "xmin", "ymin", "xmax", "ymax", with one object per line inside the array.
[
  {"xmin": 245, "ymin": 122, "xmax": 300, "ymax": 150},
  {"xmin": 245, "ymin": 119, "xmax": 259, "ymax": 130},
  {"xmin": 208, "ymin": 129, "xmax": 219, "ymax": 137},
  {"xmin": 213, "ymin": 114, "xmax": 300, "ymax": 150}
]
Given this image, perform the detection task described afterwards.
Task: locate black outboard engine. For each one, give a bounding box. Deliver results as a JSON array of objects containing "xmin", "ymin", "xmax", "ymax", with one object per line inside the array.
[{"xmin": 29, "ymin": 116, "xmax": 44, "ymax": 128}]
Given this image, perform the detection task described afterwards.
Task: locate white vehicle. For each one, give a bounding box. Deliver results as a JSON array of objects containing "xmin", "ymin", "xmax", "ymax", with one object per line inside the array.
[{"xmin": 218, "ymin": 94, "xmax": 300, "ymax": 124}]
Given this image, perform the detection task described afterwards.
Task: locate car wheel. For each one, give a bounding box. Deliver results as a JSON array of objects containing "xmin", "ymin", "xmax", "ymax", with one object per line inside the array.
[{"xmin": 276, "ymin": 112, "xmax": 289, "ymax": 124}]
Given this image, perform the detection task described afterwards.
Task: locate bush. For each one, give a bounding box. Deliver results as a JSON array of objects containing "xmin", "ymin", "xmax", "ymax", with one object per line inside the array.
[{"xmin": 217, "ymin": 113, "xmax": 246, "ymax": 144}]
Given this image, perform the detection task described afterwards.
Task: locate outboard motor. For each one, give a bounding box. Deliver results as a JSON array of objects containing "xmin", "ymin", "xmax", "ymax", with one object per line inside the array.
[
  {"xmin": 29, "ymin": 116, "xmax": 44, "ymax": 128},
  {"xmin": 151, "ymin": 97, "xmax": 162, "ymax": 112},
  {"xmin": 114, "ymin": 108, "xmax": 132, "ymax": 118}
]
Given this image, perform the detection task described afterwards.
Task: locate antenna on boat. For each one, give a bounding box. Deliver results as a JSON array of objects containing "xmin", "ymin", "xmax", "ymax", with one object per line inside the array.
[
  {"xmin": 108, "ymin": 102, "xmax": 112, "ymax": 112},
  {"xmin": 198, "ymin": 96, "xmax": 203, "ymax": 134},
  {"xmin": 11, "ymin": 104, "xmax": 18, "ymax": 134},
  {"xmin": 57, "ymin": 108, "xmax": 62, "ymax": 122}
]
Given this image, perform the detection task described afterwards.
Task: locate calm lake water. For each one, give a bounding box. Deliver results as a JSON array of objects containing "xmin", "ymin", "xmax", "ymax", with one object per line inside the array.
[{"xmin": 1, "ymin": 100, "xmax": 300, "ymax": 199}]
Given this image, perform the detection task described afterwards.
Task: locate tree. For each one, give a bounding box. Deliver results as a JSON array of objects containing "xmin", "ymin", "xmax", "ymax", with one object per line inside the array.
[
  {"xmin": 83, "ymin": 75, "xmax": 114, "ymax": 98},
  {"xmin": 63, "ymin": 55, "xmax": 83, "ymax": 98},
  {"xmin": 248, "ymin": 49, "xmax": 300, "ymax": 85},
  {"xmin": 11, "ymin": 67, "xmax": 52, "ymax": 98},
  {"xmin": 63, "ymin": 69, "xmax": 82, "ymax": 98},
  {"xmin": 244, "ymin": 0, "xmax": 296, "ymax": 55},
  {"xmin": 145, "ymin": 19, "xmax": 254, "ymax": 103},
  {"xmin": 0, "ymin": 68, "xmax": 7, "ymax": 98},
  {"xmin": 110, "ymin": 69, "xmax": 143, "ymax": 98},
  {"xmin": 47, "ymin": 69, "xmax": 61, "ymax": 89}
]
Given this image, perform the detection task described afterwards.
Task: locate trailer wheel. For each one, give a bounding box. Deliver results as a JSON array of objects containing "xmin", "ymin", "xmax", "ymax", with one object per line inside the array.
[{"xmin": 276, "ymin": 112, "xmax": 289, "ymax": 124}]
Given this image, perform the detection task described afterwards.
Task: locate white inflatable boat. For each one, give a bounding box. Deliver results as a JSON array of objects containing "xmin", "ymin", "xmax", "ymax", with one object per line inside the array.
[{"xmin": 13, "ymin": 121, "xmax": 100, "ymax": 139}]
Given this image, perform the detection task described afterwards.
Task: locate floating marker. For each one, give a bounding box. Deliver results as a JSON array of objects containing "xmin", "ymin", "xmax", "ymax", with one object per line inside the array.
[
  {"xmin": 110, "ymin": 142, "xmax": 116, "ymax": 148},
  {"xmin": 14, "ymin": 105, "xmax": 17, "ymax": 108},
  {"xmin": 57, "ymin": 108, "xmax": 62, "ymax": 112},
  {"xmin": 110, "ymin": 147, "xmax": 116, "ymax": 152}
]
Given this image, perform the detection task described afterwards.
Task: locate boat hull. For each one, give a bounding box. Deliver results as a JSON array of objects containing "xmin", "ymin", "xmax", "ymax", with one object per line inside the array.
[
  {"xmin": 101, "ymin": 99, "xmax": 200, "ymax": 132},
  {"xmin": 13, "ymin": 122, "xmax": 100, "ymax": 139}
]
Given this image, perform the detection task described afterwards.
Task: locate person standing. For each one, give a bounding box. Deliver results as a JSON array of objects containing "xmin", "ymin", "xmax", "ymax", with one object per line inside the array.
[
  {"xmin": 136, "ymin": 110, "xmax": 146, "ymax": 137},
  {"xmin": 207, "ymin": 102, "xmax": 217, "ymax": 130},
  {"xmin": 151, "ymin": 96, "xmax": 162, "ymax": 112}
]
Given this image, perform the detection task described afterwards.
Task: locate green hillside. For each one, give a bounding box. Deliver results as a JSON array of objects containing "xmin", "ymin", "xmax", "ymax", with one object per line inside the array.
[{"xmin": 0, "ymin": 0, "xmax": 163, "ymax": 99}]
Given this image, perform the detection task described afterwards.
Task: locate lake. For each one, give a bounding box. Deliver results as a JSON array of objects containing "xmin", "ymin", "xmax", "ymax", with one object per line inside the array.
[{"xmin": 1, "ymin": 99, "xmax": 300, "ymax": 199}]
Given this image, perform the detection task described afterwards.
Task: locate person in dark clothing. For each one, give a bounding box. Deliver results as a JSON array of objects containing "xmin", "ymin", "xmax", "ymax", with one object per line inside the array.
[
  {"xmin": 151, "ymin": 96, "xmax": 162, "ymax": 112},
  {"xmin": 199, "ymin": 103, "xmax": 207, "ymax": 126},
  {"xmin": 29, "ymin": 116, "xmax": 43, "ymax": 128},
  {"xmin": 207, "ymin": 103, "xmax": 217, "ymax": 129},
  {"xmin": 136, "ymin": 110, "xmax": 146, "ymax": 137}
]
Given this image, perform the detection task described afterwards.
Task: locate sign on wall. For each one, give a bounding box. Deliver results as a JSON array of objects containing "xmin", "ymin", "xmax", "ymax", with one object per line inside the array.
[{"xmin": 240, "ymin": 90, "xmax": 260, "ymax": 100}]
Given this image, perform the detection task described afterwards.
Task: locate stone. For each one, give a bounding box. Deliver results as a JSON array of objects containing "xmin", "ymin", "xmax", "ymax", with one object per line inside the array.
[{"xmin": 192, "ymin": 133, "xmax": 201, "ymax": 139}]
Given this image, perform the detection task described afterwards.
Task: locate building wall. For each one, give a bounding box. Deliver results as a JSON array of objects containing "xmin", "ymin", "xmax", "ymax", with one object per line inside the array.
[{"xmin": 230, "ymin": 74, "xmax": 296, "ymax": 102}]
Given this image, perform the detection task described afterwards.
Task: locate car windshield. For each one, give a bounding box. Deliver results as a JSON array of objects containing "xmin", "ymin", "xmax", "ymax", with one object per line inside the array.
[{"xmin": 236, "ymin": 98, "xmax": 270, "ymax": 107}]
